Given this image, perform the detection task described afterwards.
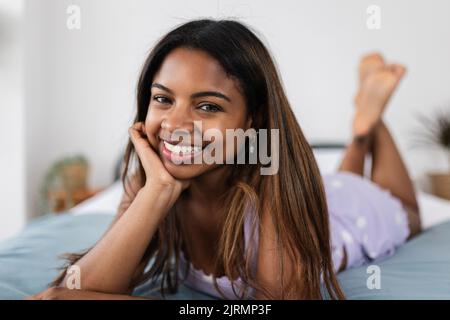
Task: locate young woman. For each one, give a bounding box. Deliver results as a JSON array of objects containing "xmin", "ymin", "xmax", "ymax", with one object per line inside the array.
[{"xmin": 28, "ymin": 19, "xmax": 421, "ymax": 300}]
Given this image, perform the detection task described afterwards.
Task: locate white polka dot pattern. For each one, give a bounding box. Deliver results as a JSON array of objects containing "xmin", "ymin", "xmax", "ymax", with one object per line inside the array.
[{"xmin": 323, "ymin": 171, "xmax": 410, "ymax": 272}]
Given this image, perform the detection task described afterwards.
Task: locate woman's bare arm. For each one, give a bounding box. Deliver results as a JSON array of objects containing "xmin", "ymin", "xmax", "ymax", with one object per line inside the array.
[
  {"xmin": 58, "ymin": 122, "xmax": 189, "ymax": 295},
  {"xmin": 26, "ymin": 287, "xmax": 156, "ymax": 300},
  {"xmin": 254, "ymin": 206, "xmax": 298, "ymax": 300},
  {"xmin": 59, "ymin": 182, "xmax": 174, "ymax": 294}
]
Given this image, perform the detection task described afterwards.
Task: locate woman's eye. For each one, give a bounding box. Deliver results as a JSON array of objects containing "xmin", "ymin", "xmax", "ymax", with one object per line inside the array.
[
  {"xmin": 153, "ymin": 96, "xmax": 171, "ymax": 104},
  {"xmin": 198, "ymin": 104, "xmax": 221, "ymax": 113}
]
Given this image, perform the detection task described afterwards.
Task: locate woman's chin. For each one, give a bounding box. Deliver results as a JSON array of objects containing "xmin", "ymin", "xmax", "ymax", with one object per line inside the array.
[{"xmin": 161, "ymin": 158, "xmax": 206, "ymax": 180}]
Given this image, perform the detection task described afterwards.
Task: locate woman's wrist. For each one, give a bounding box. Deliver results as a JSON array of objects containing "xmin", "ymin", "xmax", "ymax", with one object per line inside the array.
[{"xmin": 137, "ymin": 183, "xmax": 179, "ymax": 214}]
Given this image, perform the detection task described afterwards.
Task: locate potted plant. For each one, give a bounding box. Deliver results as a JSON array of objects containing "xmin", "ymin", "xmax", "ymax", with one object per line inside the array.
[
  {"xmin": 411, "ymin": 108, "xmax": 450, "ymax": 200},
  {"xmin": 40, "ymin": 155, "xmax": 89, "ymax": 213}
]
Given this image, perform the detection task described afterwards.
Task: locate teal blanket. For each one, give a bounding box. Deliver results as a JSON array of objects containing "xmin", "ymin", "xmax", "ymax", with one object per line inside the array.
[{"xmin": 0, "ymin": 213, "xmax": 449, "ymax": 299}]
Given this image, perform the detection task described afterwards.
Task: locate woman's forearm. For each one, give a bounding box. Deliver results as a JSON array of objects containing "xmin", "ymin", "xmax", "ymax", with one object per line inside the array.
[
  {"xmin": 26, "ymin": 287, "xmax": 159, "ymax": 300},
  {"xmin": 60, "ymin": 185, "xmax": 173, "ymax": 294}
]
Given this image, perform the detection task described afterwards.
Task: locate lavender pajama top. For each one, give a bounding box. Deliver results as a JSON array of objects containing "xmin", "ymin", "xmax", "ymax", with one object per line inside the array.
[{"xmin": 178, "ymin": 171, "xmax": 410, "ymax": 299}]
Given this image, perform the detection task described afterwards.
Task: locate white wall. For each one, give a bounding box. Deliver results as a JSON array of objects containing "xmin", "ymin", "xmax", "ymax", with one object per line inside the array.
[
  {"xmin": 11, "ymin": 0, "xmax": 450, "ymax": 223},
  {"xmin": 0, "ymin": 0, "xmax": 25, "ymax": 240}
]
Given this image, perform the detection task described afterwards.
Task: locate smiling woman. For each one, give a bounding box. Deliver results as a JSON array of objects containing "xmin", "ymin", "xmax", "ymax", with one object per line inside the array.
[
  {"xmin": 145, "ymin": 47, "xmax": 251, "ymax": 179},
  {"xmin": 44, "ymin": 19, "xmax": 344, "ymax": 300}
]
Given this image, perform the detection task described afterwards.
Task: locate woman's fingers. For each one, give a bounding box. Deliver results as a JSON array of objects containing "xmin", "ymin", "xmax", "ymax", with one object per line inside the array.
[
  {"xmin": 128, "ymin": 122, "xmax": 162, "ymax": 172},
  {"xmin": 128, "ymin": 121, "xmax": 184, "ymax": 190},
  {"xmin": 131, "ymin": 122, "xmax": 158, "ymax": 150}
]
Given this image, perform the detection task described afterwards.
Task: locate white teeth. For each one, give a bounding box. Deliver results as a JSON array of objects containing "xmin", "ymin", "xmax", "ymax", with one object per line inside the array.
[
  {"xmin": 163, "ymin": 141, "xmax": 202, "ymax": 154},
  {"xmin": 173, "ymin": 144, "xmax": 181, "ymax": 154}
]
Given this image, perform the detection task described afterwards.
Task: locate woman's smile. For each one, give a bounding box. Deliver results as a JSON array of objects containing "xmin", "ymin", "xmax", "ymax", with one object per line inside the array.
[{"xmin": 160, "ymin": 138, "xmax": 205, "ymax": 165}]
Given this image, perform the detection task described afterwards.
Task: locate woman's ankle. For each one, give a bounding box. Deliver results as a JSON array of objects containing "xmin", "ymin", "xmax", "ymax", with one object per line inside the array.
[{"xmin": 351, "ymin": 129, "xmax": 375, "ymax": 152}]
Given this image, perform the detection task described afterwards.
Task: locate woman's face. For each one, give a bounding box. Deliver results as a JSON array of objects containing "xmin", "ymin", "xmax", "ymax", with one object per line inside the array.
[{"xmin": 144, "ymin": 47, "xmax": 250, "ymax": 180}]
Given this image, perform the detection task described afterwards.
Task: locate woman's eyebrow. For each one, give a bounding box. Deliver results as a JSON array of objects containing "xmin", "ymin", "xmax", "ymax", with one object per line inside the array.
[
  {"xmin": 151, "ymin": 83, "xmax": 231, "ymax": 103},
  {"xmin": 191, "ymin": 91, "xmax": 231, "ymax": 103},
  {"xmin": 151, "ymin": 83, "xmax": 174, "ymax": 94}
]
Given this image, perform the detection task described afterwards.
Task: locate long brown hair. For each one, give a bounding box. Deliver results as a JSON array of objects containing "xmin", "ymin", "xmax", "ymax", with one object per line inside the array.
[{"xmin": 50, "ymin": 19, "xmax": 344, "ymax": 300}]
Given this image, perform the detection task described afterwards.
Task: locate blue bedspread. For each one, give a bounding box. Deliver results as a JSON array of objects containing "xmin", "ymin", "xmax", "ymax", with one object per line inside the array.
[{"xmin": 0, "ymin": 213, "xmax": 449, "ymax": 299}]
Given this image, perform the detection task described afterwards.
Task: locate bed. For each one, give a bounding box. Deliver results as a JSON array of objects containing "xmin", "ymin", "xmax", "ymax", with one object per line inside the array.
[{"xmin": 1, "ymin": 146, "xmax": 449, "ymax": 300}]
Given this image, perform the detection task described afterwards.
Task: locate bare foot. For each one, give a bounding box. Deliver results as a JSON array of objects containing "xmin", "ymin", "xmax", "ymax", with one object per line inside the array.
[
  {"xmin": 358, "ymin": 52, "xmax": 385, "ymax": 84},
  {"xmin": 353, "ymin": 54, "xmax": 406, "ymax": 138}
]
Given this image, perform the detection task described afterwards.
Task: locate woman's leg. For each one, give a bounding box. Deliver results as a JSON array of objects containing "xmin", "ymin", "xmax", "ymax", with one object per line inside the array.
[
  {"xmin": 336, "ymin": 120, "xmax": 421, "ymax": 273},
  {"xmin": 370, "ymin": 121, "xmax": 422, "ymax": 238},
  {"xmin": 337, "ymin": 134, "xmax": 373, "ymax": 176},
  {"xmin": 339, "ymin": 52, "xmax": 421, "ymax": 243},
  {"xmin": 337, "ymin": 52, "xmax": 388, "ymax": 177}
]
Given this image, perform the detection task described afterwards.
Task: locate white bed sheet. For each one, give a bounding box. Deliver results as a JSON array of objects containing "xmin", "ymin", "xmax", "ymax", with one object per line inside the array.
[{"xmin": 69, "ymin": 181, "xmax": 123, "ymax": 216}]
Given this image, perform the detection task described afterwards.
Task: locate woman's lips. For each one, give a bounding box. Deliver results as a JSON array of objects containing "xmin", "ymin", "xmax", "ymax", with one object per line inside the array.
[{"xmin": 160, "ymin": 139, "xmax": 204, "ymax": 164}]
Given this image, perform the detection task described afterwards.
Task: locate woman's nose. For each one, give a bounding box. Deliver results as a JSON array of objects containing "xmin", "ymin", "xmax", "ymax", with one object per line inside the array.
[{"xmin": 161, "ymin": 106, "xmax": 194, "ymax": 133}]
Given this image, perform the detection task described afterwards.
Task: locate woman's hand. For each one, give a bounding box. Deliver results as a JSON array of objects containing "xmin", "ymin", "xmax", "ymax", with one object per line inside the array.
[
  {"xmin": 25, "ymin": 287, "xmax": 153, "ymax": 300},
  {"xmin": 128, "ymin": 122, "xmax": 190, "ymax": 210},
  {"xmin": 43, "ymin": 122, "xmax": 188, "ymax": 295}
]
